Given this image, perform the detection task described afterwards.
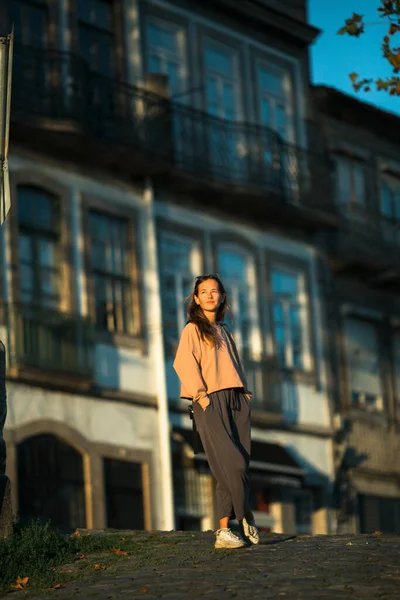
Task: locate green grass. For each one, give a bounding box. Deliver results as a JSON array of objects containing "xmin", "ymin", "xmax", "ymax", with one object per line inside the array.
[
  {"xmin": 0, "ymin": 523, "xmax": 224, "ymax": 597},
  {"xmin": 0, "ymin": 521, "xmax": 78, "ymax": 593}
]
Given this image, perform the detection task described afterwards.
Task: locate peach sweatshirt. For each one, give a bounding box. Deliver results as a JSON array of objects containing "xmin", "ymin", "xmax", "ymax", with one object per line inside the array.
[{"xmin": 173, "ymin": 322, "xmax": 251, "ymax": 402}]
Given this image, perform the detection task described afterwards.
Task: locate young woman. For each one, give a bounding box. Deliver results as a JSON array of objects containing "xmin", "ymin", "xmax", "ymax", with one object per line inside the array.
[{"xmin": 173, "ymin": 274, "xmax": 259, "ymax": 549}]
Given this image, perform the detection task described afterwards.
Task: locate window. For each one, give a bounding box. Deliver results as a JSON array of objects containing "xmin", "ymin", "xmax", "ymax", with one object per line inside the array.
[
  {"xmin": 173, "ymin": 449, "xmax": 212, "ymax": 529},
  {"xmin": 380, "ymin": 177, "xmax": 400, "ymax": 245},
  {"xmin": 256, "ymin": 62, "xmax": 293, "ymax": 141},
  {"xmin": 18, "ymin": 434, "xmax": 86, "ymax": 532},
  {"xmin": 333, "ymin": 155, "xmax": 366, "ymax": 212},
  {"xmin": 271, "ymin": 269, "xmax": 308, "ymax": 370},
  {"xmin": 17, "ymin": 186, "xmax": 60, "ymax": 308},
  {"xmin": 77, "ymin": 0, "xmax": 115, "ymax": 76},
  {"xmin": 145, "ymin": 19, "xmax": 187, "ymax": 97},
  {"xmin": 204, "ymin": 43, "xmax": 239, "ymax": 120},
  {"xmin": 88, "ymin": 211, "xmax": 136, "ymax": 335},
  {"xmin": 158, "ymin": 233, "xmax": 199, "ymax": 354},
  {"xmin": 359, "ymin": 495, "xmax": 400, "ymax": 534},
  {"xmin": 104, "ymin": 458, "xmax": 145, "ymax": 530},
  {"xmin": 8, "ymin": 0, "xmax": 48, "ymax": 48},
  {"xmin": 204, "ymin": 41, "xmax": 244, "ymax": 179},
  {"xmin": 217, "ymin": 247, "xmax": 254, "ymax": 354},
  {"xmin": 344, "ymin": 318, "xmax": 383, "ymax": 412}
]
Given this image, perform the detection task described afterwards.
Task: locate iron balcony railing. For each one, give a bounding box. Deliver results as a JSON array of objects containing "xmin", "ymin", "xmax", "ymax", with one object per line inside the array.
[
  {"xmin": 2, "ymin": 304, "xmax": 94, "ymax": 377},
  {"xmin": 12, "ymin": 44, "xmax": 334, "ymax": 214}
]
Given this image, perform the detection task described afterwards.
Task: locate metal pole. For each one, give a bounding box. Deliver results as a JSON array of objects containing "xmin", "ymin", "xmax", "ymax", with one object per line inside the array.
[
  {"xmin": 0, "ymin": 342, "xmax": 5, "ymax": 476},
  {"xmin": 0, "ymin": 30, "xmax": 13, "ymax": 537},
  {"xmin": 0, "ymin": 29, "xmax": 13, "ymax": 225}
]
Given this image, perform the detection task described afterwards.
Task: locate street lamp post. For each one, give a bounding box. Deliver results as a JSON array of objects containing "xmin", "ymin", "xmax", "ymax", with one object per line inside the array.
[{"xmin": 0, "ymin": 30, "xmax": 13, "ymax": 538}]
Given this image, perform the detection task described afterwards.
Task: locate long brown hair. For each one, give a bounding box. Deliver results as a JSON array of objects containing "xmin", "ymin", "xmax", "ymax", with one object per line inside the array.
[{"xmin": 186, "ymin": 274, "xmax": 229, "ymax": 346}]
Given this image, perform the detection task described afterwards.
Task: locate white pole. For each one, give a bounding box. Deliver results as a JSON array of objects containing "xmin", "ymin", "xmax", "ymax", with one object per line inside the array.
[{"xmin": 143, "ymin": 178, "xmax": 174, "ymax": 530}]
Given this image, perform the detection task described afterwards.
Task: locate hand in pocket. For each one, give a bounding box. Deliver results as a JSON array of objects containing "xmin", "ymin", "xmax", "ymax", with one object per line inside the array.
[{"xmin": 198, "ymin": 396, "xmax": 210, "ymax": 412}]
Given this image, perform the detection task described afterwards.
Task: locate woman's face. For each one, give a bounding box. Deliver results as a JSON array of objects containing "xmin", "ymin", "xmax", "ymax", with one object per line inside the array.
[{"xmin": 194, "ymin": 279, "xmax": 224, "ymax": 315}]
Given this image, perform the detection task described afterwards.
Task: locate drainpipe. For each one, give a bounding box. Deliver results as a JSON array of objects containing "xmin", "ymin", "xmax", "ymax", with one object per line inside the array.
[{"xmin": 143, "ymin": 179, "xmax": 174, "ymax": 531}]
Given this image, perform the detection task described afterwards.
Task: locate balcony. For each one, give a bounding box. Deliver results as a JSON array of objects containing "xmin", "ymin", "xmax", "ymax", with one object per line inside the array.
[
  {"xmin": 0, "ymin": 304, "xmax": 94, "ymax": 389},
  {"xmin": 329, "ymin": 204, "xmax": 400, "ymax": 289},
  {"xmin": 11, "ymin": 45, "xmax": 336, "ymax": 231}
]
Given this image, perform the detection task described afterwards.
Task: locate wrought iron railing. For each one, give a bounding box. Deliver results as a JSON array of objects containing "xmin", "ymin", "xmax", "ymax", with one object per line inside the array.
[
  {"xmin": 2, "ymin": 304, "xmax": 94, "ymax": 377},
  {"xmin": 11, "ymin": 44, "xmax": 334, "ymax": 213}
]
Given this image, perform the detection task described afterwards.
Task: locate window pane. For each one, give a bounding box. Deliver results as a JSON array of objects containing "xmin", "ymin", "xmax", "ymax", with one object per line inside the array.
[
  {"xmin": 94, "ymin": 274, "xmax": 109, "ymax": 329},
  {"xmin": 290, "ymin": 307, "xmax": 303, "ymax": 369},
  {"xmin": 20, "ymin": 264, "xmax": 34, "ymax": 295},
  {"xmin": 205, "ymin": 47, "xmax": 234, "ymax": 76},
  {"xmin": 272, "ymin": 270, "xmax": 298, "ymax": 298},
  {"xmin": 158, "ymin": 235, "xmax": 196, "ymax": 349},
  {"xmin": 238, "ymin": 288, "xmax": 251, "ymax": 347},
  {"xmin": 273, "ymin": 301, "xmax": 285, "ymax": 365},
  {"xmin": 28, "ymin": 5, "xmax": 48, "ymax": 48},
  {"xmin": 218, "ymin": 250, "xmax": 246, "ymax": 282},
  {"xmin": 97, "ymin": 34, "xmax": 114, "ymax": 76},
  {"xmin": 78, "ymin": 26, "xmax": 93, "ymax": 65},
  {"xmin": 118, "ymin": 280, "xmax": 133, "ymax": 333},
  {"xmin": 354, "ymin": 163, "xmax": 366, "ymax": 205},
  {"xmin": 40, "ymin": 267, "xmax": 58, "ymax": 297},
  {"xmin": 148, "ymin": 54, "xmax": 162, "ymax": 73},
  {"xmin": 18, "ymin": 186, "xmax": 55, "ymax": 230},
  {"xmin": 159, "ymin": 237, "xmax": 191, "ymax": 273},
  {"xmin": 335, "ymin": 157, "xmax": 351, "ymax": 204},
  {"xmin": 344, "ymin": 318, "xmax": 382, "ymax": 401},
  {"xmin": 276, "ymin": 105, "xmax": 287, "ymax": 139},
  {"xmin": 223, "ymin": 83, "xmax": 235, "ymax": 111},
  {"xmin": 78, "ymin": 0, "xmax": 91, "ymax": 22},
  {"xmin": 275, "ymin": 324, "xmax": 286, "ymax": 364},
  {"xmin": 207, "ymin": 78, "xmax": 218, "ymax": 104},
  {"xmin": 166, "ymin": 61, "xmax": 180, "ymax": 96},
  {"xmin": 272, "ymin": 271, "xmax": 304, "ymax": 369},
  {"xmin": 260, "ymin": 98, "xmax": 271, "ymax": 126},
  {"xmin": 39, "ymin": 239, "xmax": 56, "ymax": 268},
  {"xmin": 147, "ymin": 22, "xmax": 179, "ymax": 54},
  {"xmin": 93, "ymin": 0, "xmax": 113, "ymax": 30},
  {"xmin": 258, "ymin": 67, "xmax": 283, "ymax": 96},
  {"xmin": 19, "ymin": 235, "xmax": 33, "ymax": 262},
  {"xmin": 89, "ymin": 212, "xmax": 129, "ymax": 276},
  {"xmin": 161, "ymin": 274, "xmax": 178, "ymax": 343},
  {"xmin": 381, "ymin": 183, "xmax": 392, "ymax": 217},
  {"xmin": 90, "ymin": 212, "xmax": 133, "ymax": 334}
]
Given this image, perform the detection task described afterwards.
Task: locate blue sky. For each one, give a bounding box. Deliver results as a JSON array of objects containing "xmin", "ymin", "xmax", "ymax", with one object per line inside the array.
[{"xmin": 309, "ymin": 0, "xmax": 400, "ymax": 115}]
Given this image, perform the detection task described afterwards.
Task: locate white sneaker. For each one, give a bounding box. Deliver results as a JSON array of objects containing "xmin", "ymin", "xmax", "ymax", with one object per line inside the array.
[
  {"xmin": 214, "ymin": 528, "xmax": 246, "ymax": 549},
  {"xmin": 241, "ymin": 517, "xmax": 260, "ymax": 545}
]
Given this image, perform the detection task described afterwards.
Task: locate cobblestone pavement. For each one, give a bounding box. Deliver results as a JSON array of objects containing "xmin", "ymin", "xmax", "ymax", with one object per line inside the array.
[{"xmin": 33, "ymin": 532, "xmax": 400, "ymax": 600}]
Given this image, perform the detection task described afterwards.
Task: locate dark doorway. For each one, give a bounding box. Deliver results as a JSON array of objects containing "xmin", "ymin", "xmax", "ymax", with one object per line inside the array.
[
  {"xmin": 18, "ymin": 434, "xmax": 86, "ymax": 532},
  {"xmin": 104, "ymin": 458, "xmax": 145, "ymax": 530}
]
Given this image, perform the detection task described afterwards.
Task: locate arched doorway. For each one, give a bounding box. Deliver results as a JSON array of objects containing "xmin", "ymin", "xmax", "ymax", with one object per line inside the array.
[{"xmin": 17, "ymin": 434, "xmax": 86, "ymax": 532}]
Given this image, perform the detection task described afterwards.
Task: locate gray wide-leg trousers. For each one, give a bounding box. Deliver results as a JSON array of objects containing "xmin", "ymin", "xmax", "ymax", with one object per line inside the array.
[{"xmin": 193, "ymin": 388, "xmax": 251, "ymax": 521}]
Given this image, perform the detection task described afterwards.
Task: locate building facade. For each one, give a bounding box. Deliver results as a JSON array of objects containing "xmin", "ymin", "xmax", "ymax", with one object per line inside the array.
[
  {"xmin": 1, "ymin": 0, "xmax": 341, "ymax": 534},
  {"xmin": 314, "ymin": 86, "xmax": 400, "ymax": 534}
]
